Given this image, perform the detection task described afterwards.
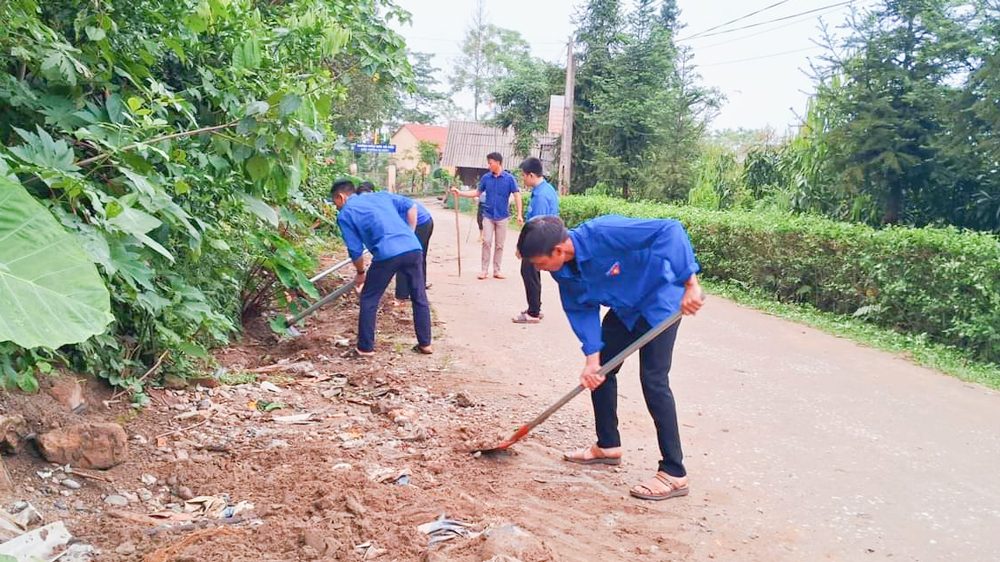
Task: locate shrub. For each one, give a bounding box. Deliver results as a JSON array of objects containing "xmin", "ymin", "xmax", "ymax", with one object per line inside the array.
[{"xmin": 560, "ymin": 195, "xmax": 1000, "ymax": 362}]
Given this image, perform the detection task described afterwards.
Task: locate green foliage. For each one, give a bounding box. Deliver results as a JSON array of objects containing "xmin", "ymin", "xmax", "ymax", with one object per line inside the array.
[
  {"xmin": 0, "ymin": 0, "xmax": 412, "ymax": 391},
  {"xmin": 489, "ymin": 57, "xmax": 565, "ymax": 158},
  {"xmin": 0, "ymin": 177, "xmax": 113, "ymax": 349},
  {"xmin": 781, "ymin": 0, "xmax": 1000, "ymax": 231},
  {"xmin": 573, "ymin": 0, "xmax": 720, "ymax": 199},
  {"xmin": 560, "ymin": 195, "xmax": 1000, "ymax": 363}
]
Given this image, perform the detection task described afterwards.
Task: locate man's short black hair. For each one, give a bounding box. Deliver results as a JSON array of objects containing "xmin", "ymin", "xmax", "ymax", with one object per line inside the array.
[
  {"xmin": 331, "ymin": 178, "xmax": 356, "ymax": 198},
  {"xmin": 357, "ymin": 181, "xmax": 376, "ymax": 193},
  {"xmin": 517, "ymin": 216, "xmax": 569, "ymax": 259},
  {"xmin": 486, "ymin": 152, "xmax": 503, "ymax": 164},
  {"xmin": 519, "ymin": 157, "xmax": 543, "ymax": 176}
]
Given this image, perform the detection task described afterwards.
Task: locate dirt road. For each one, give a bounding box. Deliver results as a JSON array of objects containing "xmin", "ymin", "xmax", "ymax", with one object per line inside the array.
[{"xmin": 422, "ymin": 200, "xmax": 1000, "ymax": 561}]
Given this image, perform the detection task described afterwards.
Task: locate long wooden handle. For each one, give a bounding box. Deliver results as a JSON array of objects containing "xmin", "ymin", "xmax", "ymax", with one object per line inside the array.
[
  {"xmin": 453, "ymin": 191, "xmax": 462, "ymax": 276},
  {"xmin": 522, "ymin": 309, "xmax": 685, "ymax": 432}
]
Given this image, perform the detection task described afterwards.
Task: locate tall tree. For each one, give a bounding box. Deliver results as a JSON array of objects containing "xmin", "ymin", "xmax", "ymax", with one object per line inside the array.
[
  {"xmin": 489, "ymin": 57, "xmax": 564, "ymax": 158},
  {"xmin": 450, "ymin": 0, "xmax": 531, "ymax": 120}
]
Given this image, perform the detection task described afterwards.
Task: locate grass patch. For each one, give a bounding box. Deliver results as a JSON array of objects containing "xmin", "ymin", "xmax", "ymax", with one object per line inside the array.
[{"xmin": 703, "ymin": 278, "xmax": 1000, "ymax": 390}]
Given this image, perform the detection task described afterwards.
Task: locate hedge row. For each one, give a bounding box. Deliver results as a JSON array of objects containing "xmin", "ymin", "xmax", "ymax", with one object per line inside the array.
[{"xmin": 559, "ymin": 195, "xmax": 1000, "ymax": 363}]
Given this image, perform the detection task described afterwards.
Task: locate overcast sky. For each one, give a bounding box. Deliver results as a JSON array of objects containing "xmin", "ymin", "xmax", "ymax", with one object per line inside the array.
[{"xmin": 392, "ymin": 0, "xmax": 867, "ymax": 132}]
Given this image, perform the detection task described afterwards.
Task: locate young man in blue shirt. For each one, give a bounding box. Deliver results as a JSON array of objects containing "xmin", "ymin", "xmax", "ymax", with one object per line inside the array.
[
  {"xmin": 516, "ymin": 215, "xmax": 705, "ymax": 501},
  {"xmin": 512, "ymin": 157, "xmax": 559, "ymax": 324},
  {"xmin": 452, "ymin": 152, "xmax": 523, "ymax": 280},
  {"xmin": 332, "ymin": 179, "xmax": 433, "ymax": 356},
  {"xmin": 356, "ymin": 182, "xmax": 435, "ymax": 302}
]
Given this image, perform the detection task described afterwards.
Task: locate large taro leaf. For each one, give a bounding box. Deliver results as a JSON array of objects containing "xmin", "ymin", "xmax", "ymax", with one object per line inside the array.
[{"xmin": 0, "ymin": 177, "xmax": 113, "ymax": 348}]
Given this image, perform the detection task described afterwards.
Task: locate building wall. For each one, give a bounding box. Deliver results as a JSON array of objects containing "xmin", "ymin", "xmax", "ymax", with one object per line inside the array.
[{"xmin": 391, "ymin": 128, "xmax": 421, "ymax": 171}]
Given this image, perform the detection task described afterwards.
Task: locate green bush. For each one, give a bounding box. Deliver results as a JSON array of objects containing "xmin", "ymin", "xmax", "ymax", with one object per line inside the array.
[{"xmin": 560, "ymin": 195, "xmax": 1000, "ymax": 362}]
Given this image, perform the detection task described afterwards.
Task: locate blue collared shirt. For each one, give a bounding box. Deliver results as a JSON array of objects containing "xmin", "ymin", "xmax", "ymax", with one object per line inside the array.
[
  {"xmin": 337, "ymin": 193, "xmax": 422, "ymax": 262},
  {"xmin": 477, "ymin": 171, "xmax": 519, "ymax": 220},
  {"xmin": 551, "ymin": 215, "xmax": 700, "ymax": 355},
  {"xmin": 526, "ymin": 179, "xmax": 559, "ymax": 221},
  {"xmin": 386, "ymin": 194, "xmax": 432, "ymax": 226}
]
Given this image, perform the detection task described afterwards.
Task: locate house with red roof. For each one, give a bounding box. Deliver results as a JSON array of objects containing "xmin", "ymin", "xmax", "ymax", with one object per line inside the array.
[{"xmin": 390, "ymin": 123, "xmax": 450, "ymax": 174}]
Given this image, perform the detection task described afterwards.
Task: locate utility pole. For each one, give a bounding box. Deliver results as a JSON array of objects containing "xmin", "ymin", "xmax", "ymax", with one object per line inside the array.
[{"xmin": 558, "ymin": 39, "xmax": 575, "ymax": 196}]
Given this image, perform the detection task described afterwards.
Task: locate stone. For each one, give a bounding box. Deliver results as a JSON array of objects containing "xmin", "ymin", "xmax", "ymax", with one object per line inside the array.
[
  {"xmin": 47, "ymin": 377, "xmax": 86, "ymax": 412},
  {"xmin": 141, "ymin": 474, "xmax": 158, "ymax": 486},
  {"xmin": 73, "ymin": 501, "xmax": 86, "ymax": 511},
  {"xmin": 454, "ymin": 391, "xmax": 476, "ymax": 408},
  {"xmin": 139, "ymin": 488, "xmax": 153, "ymax": 502},
  {"xmin": 303, "ymin": 529, "xmax": 341, "ymax": 556},
  {"xmin": 174, "ymin": 449, "xmax": 190, "ymax": 462},
  {"xmin": 115, "ymin": 542, "xmax": 137, "ymax": 555},
  {"xmin": 344, "ymin": 494, "xmax": 366, "ymax": 516},
  {"xmin": 37, "ymin": 423, "xmax": 128, "ymax": 469},
  {"xmin": 162, "ymin": 374, "xmax": 188, "ymax": 390},
  {"xmin": 0, "ymin": 414, "xmax": 30, "ymax": 454},
  {"xmin": 177, "ymin": 486, "xmax": 194, "ymax": 500},
  {"xmin": 61, "ymin": 478, "xmax": 82, "ymax": 490},
  {"xmin": 197, "ymin": 399, "xmax": 213, "ymax": 410},
  {"xmin": 480, "ymin": 525, "xmax": 543, "ymax": 560},
  {"xmin": 104, "ymin": 495, "xmax": 129, "ymax": 507}
]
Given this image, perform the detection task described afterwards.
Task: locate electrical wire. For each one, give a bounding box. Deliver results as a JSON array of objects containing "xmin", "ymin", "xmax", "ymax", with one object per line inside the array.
[
  {"xmin": 680, "ymin": 0, "xmax": 793, "ymax": 41},
  {"xmin": 677, "ymin": 0, "xmax": 860, "ymax": 42},
  {"xmin": 698, "ymin": 45, "xmax": 824, "ymax": 67}
]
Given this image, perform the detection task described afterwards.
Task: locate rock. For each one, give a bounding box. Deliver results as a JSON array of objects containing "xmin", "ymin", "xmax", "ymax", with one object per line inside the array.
[
  {"xmin": 177, "ymin": 486, "xmax": 195, "ymax": 500},
  {"xmin": 12, "ymin": 502, "xmax": 43, "ymax": 527},
  {"xmin": 61, "ymin": 479, "xmax": 82, "ymax": 490},
  {"xmin": 122, "ymin": 491, "xmax": 139, "ymax": 503},
  {"xmin": 139, "ymin": 488, "xmax": 153, "ymax": 502},
  {"xmin": 36, "ymin": 423, "xmax": 128, "ymax": 469},
  {"xmin": 174, "ymin": 449, "xmax": 190, "ymax": 462},
  {"xmin": 104, "ymin": 495, "xmax": 129, "ymax": 507},
  {"xmin": 0, "ymin": 414, "xmax": 30, "ymax": 454},
  {"xmin": 162, "ymin": 374, "xmax": 188, "ymax": 390},
  {"xmin": 166, "ymin": 475, "xmax": 179, "ymax": 487},
  {"xmin": 197, "ymin": 399, "xmax": 213, "ymax": 410},
  {"xmin": 73, "ymin": 501, "xmax": 86, "ymax": 512},
  {"xmin": 344, "ymin": 494, "xmax": 366, "ymax": 516},
  {"xmin": 115, "ymin": 542, "xmax": 136, "ymax": 555},
  {"xmin": 47, "ymin": 378, "xmax": 86, "ymax": 412},
  {"xmin": 141, "ymin": 474, "xmax": 158, "ymax": 486},
  {"xmin": 480, "ymin": 525, "xmax": 543, "ymax": 560},
  {"xmin": 454, "ymin": 391, "xmax": 476, "ymax": 408},
  {"xmin": 303, "ymin": 529, "xmax": 341, "ymax": 556}
]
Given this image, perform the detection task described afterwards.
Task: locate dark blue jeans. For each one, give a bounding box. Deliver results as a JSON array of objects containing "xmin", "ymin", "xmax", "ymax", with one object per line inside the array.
[
  {"xmin": 592, "ymin": 311, "xmax": 685, "ymax": 477},
  {"xmin": 395, "ymin": 219, "xmax": 433, "ymax": 299},
  {"xmin": 358, "ymin": 250, "xmax": 432, "ymax": 352}
]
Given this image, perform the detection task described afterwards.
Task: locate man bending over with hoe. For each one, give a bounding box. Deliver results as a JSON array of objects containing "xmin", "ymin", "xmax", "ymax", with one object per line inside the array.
[
  {"xmin": 516, "ymin": 215, "xmax": 704, "ymax": 500},
  {"xmin": 331, "ymin": 179, "xmax": 433, "ymax": 356}
]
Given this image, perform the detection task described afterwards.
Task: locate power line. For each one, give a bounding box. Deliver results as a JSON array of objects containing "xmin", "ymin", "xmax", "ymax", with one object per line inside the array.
[
  {"xmin": 698, "ymin": 45, "xmax": 824, "ymax": 67},
  {"xmin": 680, "ymin": 0, "xmax": 793, "ymax": 41},
  {"xmin": 694, "ymin": 2, "xmax": 857, "ymax": 51},
  {"xmin": 678, "ymin": 0, "xmax": 859, "ymax": 42}
]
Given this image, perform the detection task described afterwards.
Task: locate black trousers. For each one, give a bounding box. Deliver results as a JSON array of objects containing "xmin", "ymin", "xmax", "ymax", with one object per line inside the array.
[
  {"xmin": 592, "ymin": 311, "xmax": 685, "ymax": 477},
  {"xmin": 395, "ymin": 219, "xmax": 434, "ymax": 299},
  {"xmin": 520, "ymin": 258, "xmax": 542, "ymax": 317},
  {"xmin": 358, "ymin": 250, "xmax": 431, "ymax": 351}
]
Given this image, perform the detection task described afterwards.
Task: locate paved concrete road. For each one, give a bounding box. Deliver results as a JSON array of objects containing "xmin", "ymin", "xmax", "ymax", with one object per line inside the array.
[{"xmin": 422, "ymin": 200, "xmax": 1000, "ymax": 561}]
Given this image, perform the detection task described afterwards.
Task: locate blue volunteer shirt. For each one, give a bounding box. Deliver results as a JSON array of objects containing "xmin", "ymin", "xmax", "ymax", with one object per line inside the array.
[
  {"xmin": 477, "ymin": 171, "xmax": 519, "ymax": 220},
  {"xmin": 386, "ymin": 194, "xmax": 432, "ymax": 226},
  {"xmin": 552, "ymin": 215, "xmax": 701, "ymax": 355},
  {"xmin": 337, "ymin": 192, "xmax": 422, "ymax": 262},
  {"xmin": 526, "ymin": 179, "xmax": 559, "ymax": 221}
]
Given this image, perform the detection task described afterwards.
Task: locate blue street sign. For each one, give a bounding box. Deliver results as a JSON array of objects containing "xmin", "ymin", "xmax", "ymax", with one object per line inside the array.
[{"xmin": 352, "ymin": 143, "xmax": 396, "ymax": 154}]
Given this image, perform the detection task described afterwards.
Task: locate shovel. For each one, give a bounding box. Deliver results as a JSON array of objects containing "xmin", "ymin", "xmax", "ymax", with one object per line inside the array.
[
  {"xmin": 283, "ymin": 251, "xmax": 370, "ymax": 337},
  {"xmin": 473, "ymin": 308, "xmax": 688, "ymax": 455}
]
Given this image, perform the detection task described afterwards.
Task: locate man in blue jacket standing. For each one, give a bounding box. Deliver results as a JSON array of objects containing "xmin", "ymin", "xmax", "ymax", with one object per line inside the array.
[
  {"xmin": 452, "ymin": 152, "xmax": 523, "ymax": 280},
  {"xmin": 516, "ymin": 215, "xmax": 704, "ymax": 501},
  {"xmin": 512, "ymin": 157, "xmax": 559, "ymax": 324},
  {"xmin": 332, "ymin": 179, "xmax": 433, "ymax": 356}
]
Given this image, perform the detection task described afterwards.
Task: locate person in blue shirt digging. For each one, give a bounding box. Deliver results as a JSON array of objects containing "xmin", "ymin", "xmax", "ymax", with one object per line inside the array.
[
  {"xmin": 512, "ymin": 157, "xmax": 559, "ymax": 324},
  {"xmin": 357, "ymin": 182, "xmax": 435, "ymax": 305},
  {"xmin": 516, "ymin": 215, "xmax": 705, "ymax": 501},
  {"xmin": 331, "ymin": 179, "xmax": 433, "ymax": 356}
]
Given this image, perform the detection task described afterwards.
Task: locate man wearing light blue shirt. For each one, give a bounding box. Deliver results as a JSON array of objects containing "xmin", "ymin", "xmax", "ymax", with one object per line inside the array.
[
  {"xmin": 516, "ymin": 215, "xmax": 705, "ymax": 501},
  {"xmin": 512, "ymin": 157, "xmax": 559, "ymax": 324},
  {"xmin": 332, "ymin": 179, "xmax": 433, "ymax": 356}
]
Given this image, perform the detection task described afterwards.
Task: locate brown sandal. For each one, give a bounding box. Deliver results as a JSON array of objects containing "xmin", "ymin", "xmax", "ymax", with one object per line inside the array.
[
  {"xmin": 629, "ymin": 472, "xmax": 689, "ymax": 501},
  {"xmin": 563, "ymin": 444, "xmax": 622, "ymax": 466}
]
